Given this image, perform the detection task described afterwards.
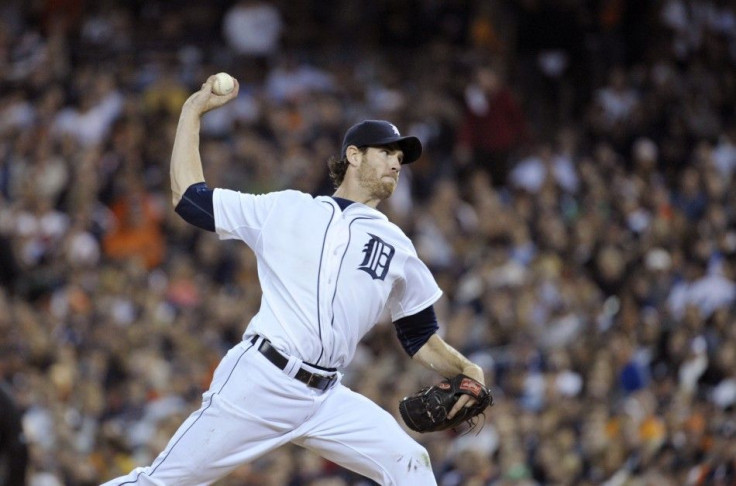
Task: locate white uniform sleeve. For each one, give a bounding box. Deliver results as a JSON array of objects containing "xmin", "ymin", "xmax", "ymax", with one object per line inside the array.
[
  {"xmin": 213, "ymin": 188, "xmax": 282, "ymax": 248},
  {"xmin": 389, "ymin": 254, "xmax": 443, "ymax": 320}
]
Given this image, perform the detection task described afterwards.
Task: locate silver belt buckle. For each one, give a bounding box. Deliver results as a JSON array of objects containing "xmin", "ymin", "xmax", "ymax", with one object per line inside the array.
[{"xmin": 323, "ymin": 373, "xmax": 337, "ymax": 390}]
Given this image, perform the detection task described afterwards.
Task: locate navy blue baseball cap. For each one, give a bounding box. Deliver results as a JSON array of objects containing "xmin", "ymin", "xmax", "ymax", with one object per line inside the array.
[{"xmin": 341, "ymin": 120, "xmax": 422, "ymax": 164}]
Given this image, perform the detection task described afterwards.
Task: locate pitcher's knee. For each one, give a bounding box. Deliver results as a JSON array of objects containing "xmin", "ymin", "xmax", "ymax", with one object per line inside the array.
[{"xmin": 385, "ymin": 442, "xmax": 436, "ymax": 485}]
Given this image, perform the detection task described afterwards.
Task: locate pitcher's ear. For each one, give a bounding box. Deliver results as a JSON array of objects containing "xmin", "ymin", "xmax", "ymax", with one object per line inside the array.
[{"xmin": 346, "ymin": 145, "xmax": 362, "ymax": 166}]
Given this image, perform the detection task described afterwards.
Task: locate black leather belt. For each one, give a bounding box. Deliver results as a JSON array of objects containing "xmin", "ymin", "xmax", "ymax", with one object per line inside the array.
[{"xmin": 250, "ymin": 336, "xmax": 337, "ymax": 391}]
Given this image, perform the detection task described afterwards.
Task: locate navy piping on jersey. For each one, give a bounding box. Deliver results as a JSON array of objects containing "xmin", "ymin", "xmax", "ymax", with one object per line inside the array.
[
  {"xmin": 315, "ymin": 202, "xmax": 337, "ymax": 365},
  {"xmin": 116, "ymin": 341, "xmax": 255, "ymax": 484},
  {"xmin": 326, "ymin": 216, "xmax": 374, "ymax": 365}
]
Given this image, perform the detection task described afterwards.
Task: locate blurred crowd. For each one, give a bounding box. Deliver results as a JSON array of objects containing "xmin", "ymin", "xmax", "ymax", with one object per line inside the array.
[{"xmin": 1, "ymin": 0, "xmax": 736, "ymax": 485}]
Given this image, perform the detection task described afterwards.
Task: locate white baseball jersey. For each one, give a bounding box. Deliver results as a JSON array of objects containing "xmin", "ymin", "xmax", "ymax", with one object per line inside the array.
[{"xmin": 213, "ymin": 189, "xmax": 443, "ymax": 368}]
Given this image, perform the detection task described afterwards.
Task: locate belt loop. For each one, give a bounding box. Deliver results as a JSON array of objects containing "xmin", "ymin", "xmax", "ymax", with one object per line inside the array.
[
  {"xmin": 283, "ymin": 355, "xmax": 302, "ymax": 378},
  {"xmin": 250, "ymin": 335, "xmax": 263, "ymax": 349}
]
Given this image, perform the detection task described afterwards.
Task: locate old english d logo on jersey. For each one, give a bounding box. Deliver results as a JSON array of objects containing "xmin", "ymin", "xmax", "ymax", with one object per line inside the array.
[{"xmin": 358, "ymin": 233, "xmax": 395, "ymax": 280}]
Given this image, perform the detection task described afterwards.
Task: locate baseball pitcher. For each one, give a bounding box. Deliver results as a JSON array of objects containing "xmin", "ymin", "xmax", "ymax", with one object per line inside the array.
[{"xmin": 102, "ymin": 74, "xmax": 492, "ymax": 486}]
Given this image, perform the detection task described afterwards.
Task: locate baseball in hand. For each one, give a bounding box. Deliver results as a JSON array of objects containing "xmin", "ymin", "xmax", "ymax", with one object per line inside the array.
[{"xmin": 212, "ymin": 72, "xmax": 235, "ymax": 95}]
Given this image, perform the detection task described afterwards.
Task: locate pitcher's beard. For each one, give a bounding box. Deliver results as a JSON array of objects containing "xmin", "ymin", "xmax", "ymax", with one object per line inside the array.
[
  {"xmin": 373, "ymin": 179, "xmax": 396, "ymax": 200},
  {"xmin": 361, "ymin": 178, "xmax": 395, "ymax": 201},
  {"xmin": 358, "ymin": 164, "xmax": 396, "ymax": 201}
]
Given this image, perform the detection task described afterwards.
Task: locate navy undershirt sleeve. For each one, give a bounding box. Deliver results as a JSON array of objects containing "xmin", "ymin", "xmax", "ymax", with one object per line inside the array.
[
  {"xmin": 174, "ymin": 182, "xmax": 215, "ymax": 232},
  {"xmin": 393, "ymin": 305, "xmax": 439, "ymax": 356}
]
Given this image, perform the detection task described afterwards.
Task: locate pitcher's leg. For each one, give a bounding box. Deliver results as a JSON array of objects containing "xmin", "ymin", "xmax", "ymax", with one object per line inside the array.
[
  {"xmin": 102, "ymin": 391, "xmax": 300, "ymax": 486},
  {"xmin": 101, "ymin": 342, "xmax": 298, "ymax": 485},
  {"xmin": 295, "ymin": 385, "xmax": 437, "ymax": 486}
]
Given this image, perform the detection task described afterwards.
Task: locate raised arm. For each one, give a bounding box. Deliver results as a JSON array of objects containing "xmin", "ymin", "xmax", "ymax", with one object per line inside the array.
[
  {"xmin": 170, "ymin": 74, "xmax": 239, "ymax": 207},
  {"xmin": 412, "ymin": 333, "xmax": 486, "ymax": 419}
]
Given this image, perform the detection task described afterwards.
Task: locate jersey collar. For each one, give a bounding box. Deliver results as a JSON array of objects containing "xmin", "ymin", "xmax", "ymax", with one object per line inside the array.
[{"xmin": 318, "ymin": 195, "xmax": 388, "ymax": 220}]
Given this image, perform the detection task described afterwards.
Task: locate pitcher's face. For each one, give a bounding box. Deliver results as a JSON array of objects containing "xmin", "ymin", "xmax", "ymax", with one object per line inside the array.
[{"xmin": 357, "ymin": 145, "xmax": 403, "ymax": 201}]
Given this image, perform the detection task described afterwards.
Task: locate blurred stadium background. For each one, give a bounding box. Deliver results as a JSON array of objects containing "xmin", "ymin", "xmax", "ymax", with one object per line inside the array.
[{"xmin": 1, "ymin": 0, "xmax": 736, "ymax": 485}]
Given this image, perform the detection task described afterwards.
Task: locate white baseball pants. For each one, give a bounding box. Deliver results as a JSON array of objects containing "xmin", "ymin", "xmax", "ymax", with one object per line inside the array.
[{"xmin": 100, "ymin": 338, "xmax": 437, "ymax": 485}]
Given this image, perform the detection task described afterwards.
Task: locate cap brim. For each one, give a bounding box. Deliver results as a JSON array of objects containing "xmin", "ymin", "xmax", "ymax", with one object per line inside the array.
[{"xmin": 369, "ymin": 135, "xmax": 423, "ymax": 164}]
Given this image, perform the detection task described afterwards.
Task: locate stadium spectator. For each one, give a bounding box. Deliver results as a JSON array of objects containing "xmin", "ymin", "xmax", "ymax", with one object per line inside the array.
[{"xmin": 454, "ymin": 64, "xmax": 527, "ymax": 188}]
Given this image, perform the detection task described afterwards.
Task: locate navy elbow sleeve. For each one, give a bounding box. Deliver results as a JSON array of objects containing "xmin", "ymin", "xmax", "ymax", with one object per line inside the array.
[
  {"xmin": 175, "ymin": 183, "xmax": 215, "ymax": 232},
  {"xmin": 394, "ymin": 306, "xmax": 439, "ymax": 356}
]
